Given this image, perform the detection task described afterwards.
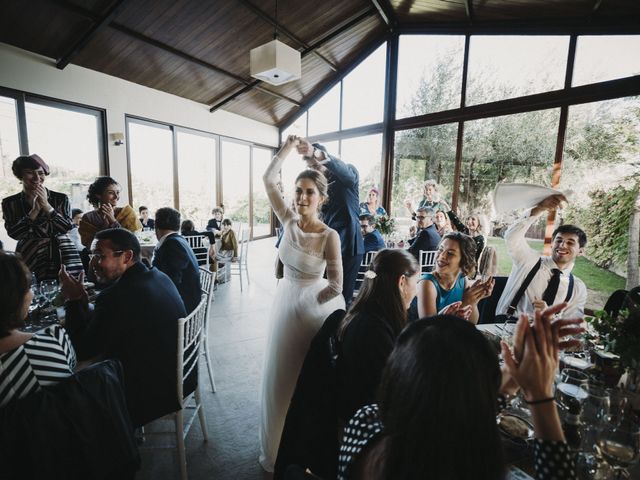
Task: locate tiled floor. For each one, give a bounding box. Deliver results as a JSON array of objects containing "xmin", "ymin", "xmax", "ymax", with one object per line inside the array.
[{"xmin": 137, "ymin": 237, "xmax": 278, "ymax": 480}]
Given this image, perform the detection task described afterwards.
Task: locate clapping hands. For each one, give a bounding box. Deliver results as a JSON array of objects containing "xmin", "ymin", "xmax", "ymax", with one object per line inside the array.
[
  {"xmin": 462, "ymin": 276, "xmax": 494, "ymax": 306},
  {"xmin": 440, "ymin": 301, "xmax": 472, "ymax": 321}
]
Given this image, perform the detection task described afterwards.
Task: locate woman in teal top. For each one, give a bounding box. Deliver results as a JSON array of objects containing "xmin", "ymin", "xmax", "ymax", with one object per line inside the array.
[{"xmin": 414, "ymin": 232, "xmax": 494, "ymax": 324}]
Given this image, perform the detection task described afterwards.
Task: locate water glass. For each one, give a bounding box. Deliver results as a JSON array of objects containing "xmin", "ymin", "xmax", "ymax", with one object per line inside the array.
[
  {"xmin": 556, "ymin": 368, "xmax": 590, "ymax": 413},
  {"xmin": 583, "ymin": 385, "xmax": 611, "ymax": 426}
]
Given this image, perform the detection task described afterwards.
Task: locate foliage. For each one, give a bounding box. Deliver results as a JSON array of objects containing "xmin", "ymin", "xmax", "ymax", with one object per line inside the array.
[
  {"xmin": 565, "ymin": 184, "xmax": 640, "ymax": 269},
  {"xmin": 375, "ymin": 215, "xmax": 395, "ymax": 235},
  {"xmin": 587, "ymin": 300, "xmax": 640, "ymax": 369}
]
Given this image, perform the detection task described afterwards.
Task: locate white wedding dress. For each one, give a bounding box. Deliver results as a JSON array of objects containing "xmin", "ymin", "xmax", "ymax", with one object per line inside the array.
[{"xmin": 259, "ymin": 155, "xmax": 346, "ymax": 472}]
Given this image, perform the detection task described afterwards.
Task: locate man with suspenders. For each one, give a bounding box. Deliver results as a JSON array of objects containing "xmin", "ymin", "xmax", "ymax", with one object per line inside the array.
[{"xmin": 495, "ymin": 194, "xmax": 588, "ymax": 321}]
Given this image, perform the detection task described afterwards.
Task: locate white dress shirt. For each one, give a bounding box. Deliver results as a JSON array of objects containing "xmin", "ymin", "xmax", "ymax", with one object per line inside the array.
[{"xmin": 495, "ymin": 209, "xmax": 587, "ymax": 318}]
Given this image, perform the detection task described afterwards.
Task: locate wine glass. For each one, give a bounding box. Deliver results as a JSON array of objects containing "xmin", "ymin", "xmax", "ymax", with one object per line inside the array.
[
  {"xmin": 40, "ymin": 280, "xmax": 59, "ymax": 305},
  {"xmin": 583, "ymin": 385, "xmax": 611, "ymax": 426},
  {"xmin": 608, "ymin": 389, "xmax": 631, "ymax": 427},
  {"xmin": 598, "ymin": 423, "xmax": 640, "ymax": 478},
  {"xmin": 556, "ymin": 368, "xmax": 590, "ymax": 414}
]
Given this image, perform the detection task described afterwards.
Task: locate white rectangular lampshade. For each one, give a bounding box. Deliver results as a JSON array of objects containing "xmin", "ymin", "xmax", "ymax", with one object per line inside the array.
[{"xmin": 250, "ymin": 39, "xmax": 301, "ymax": 86}]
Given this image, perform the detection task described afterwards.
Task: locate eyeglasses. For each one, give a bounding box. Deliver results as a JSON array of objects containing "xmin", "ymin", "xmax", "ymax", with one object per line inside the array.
[
  {"xmin": 88, "ymin": 250, "xmax": 125, "ymax": 262},
  {"xmin": 415, "ymin": 215, "xmax": 427, "ymax": 220}
]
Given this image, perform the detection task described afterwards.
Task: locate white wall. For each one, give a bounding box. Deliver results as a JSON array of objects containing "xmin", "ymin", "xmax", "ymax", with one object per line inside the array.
[{"xmin": 0, "ymin": 43, "xmax": 279, "ymax": 202}]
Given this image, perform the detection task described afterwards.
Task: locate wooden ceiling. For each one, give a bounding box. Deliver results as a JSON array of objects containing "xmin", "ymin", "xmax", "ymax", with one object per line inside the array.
[{"xmin": 0, "ymin": 0, "xmax": 638, "ymax": 127}]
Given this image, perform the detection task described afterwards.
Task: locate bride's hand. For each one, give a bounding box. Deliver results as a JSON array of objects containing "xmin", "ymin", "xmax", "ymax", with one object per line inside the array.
[{"xmin": 276, "ymin": 135, "xmax": 298, "ymax": 158}]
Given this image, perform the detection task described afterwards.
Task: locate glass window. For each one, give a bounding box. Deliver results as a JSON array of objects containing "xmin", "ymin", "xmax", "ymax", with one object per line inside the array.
[
  {"xmin": 281, "ymin": 113, "xmax": 307, "ymax": 142},
  {"xmin": 461, "ymin": 109, "xmax": 561, "ymax": 235},
  {"xmin": 342, "ymin": 44, "xmax": 386, "ymax": 129},
  {"xmin": 340, "ymin": 134, "xmax": 383, "ymax": 200},
  {"xmin": 559, "ymin": 96, "xmax": 640, "ymax": 295},
  {"xmin": 573, "ymin": 35, "xmax": 640, "ymax": 87},
  {"xmin": 177, "ymin": 130, "xmax": 216, "ymax": 230},
  {"xmin": 128, "ymin": 120, "xmax": 174, "ymax": 211},
  {"xmin": 252, "ymin": 147, "xmax": 273, "ymax": 238},
  {"xmin": 392, "ymin": 124, "xmax": 458, "ymax": 218},
  {"xmin": 466, "ymin": 36, "xmax": 569, "ymax": 106},
  {"xmin": 25, "ymin": 101, "xmax": 102, "ymax": 210},
  {"xmin": 396, "ymin": 35, "xmax": 465, "ymax": 118},
  {"xmin": 221, "ymin": 140, "xmax": 250, "ymax": 227},
  {"xmin": 0, "ymin": 96, "xmax": 21, "ymax": 251},
  {"xmin": 307, "ymin": 83, "xmax": 341, "ymax": 136}
]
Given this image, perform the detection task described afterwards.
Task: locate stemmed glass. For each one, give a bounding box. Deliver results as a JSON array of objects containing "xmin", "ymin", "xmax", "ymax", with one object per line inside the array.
[
  {"xmin": 40, "ymin": 280, "xmax": 59, "ymax": 305},
  {"xmin": 556, "ymin": 368, "xmax": 590, "ymax": 414},
  {"xmin": 597, "ymin": 423, "xmax": 640, "ymax": 478}
]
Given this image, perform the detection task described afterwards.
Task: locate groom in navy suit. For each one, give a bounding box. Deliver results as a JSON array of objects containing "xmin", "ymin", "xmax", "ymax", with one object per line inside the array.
[{"xmin": 296, "ymin": 139, "xmax": 364, "ymax": 304}]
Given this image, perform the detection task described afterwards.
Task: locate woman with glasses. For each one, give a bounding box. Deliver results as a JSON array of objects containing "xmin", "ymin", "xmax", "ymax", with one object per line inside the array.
[
  {"xmin": 1, "ymin": 154, "xmax": 83, "ymax": 280},
  {"xmin": 0, "ymin": 252, "xmax": 76, "ymax": 408},
  {"xmin": 78, "ymin": 176, "xmax": 140, "ymax": 249}
]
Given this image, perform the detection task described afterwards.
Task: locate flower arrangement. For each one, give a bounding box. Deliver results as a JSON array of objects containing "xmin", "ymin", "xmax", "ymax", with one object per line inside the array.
[
  {"xmin": 586, "ymin": 299, "xmax": 640, "ymax": 369},
  {"xmin": 375, "ymin": 215, "xmax": 395, "ymax": 235}
]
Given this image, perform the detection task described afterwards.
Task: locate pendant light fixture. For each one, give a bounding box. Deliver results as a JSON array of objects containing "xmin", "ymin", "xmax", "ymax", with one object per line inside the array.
[{"xmin": 250, "ymin": 0, "xmax": 301, "ymax": 86}]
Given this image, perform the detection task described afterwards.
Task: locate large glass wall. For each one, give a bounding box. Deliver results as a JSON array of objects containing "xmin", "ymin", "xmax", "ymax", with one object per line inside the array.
[
  {"xmin": 396, "ymin": 35, "xmax": 465, "ymax": 118},
  {"xmin": 177, "ymin": 130, "xmax": 216, "ymax": 228},
  {"xmin": 0, "ymin": 92, "xmax": 105, "ymax": 251}
]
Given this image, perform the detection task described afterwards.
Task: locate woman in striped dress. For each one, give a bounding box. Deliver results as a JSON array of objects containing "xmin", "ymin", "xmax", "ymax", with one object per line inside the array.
[
  {"xmin": 0, "ymin": 252, "xmax": 76, "ymax": 408},
  {"xmin": 1, "ymin": 154, "xmax": 83, "ymax": 280}
]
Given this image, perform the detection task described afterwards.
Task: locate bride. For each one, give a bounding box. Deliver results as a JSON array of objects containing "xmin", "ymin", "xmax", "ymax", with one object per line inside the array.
[{"xmin": 259, "ymin": 135, "xmax": 346, "ymax": 471}]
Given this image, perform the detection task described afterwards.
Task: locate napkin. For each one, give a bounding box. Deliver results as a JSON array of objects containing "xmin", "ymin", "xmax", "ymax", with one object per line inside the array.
[{"xmin": 493, "ymin": 183, "xmax": 566, "ymax": 214}]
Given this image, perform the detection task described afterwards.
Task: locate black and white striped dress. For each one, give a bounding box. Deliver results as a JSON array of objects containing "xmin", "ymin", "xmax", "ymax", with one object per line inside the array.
[{"xmin": 0, "ymin": 325, "xmax": 77, "ymax": 408}]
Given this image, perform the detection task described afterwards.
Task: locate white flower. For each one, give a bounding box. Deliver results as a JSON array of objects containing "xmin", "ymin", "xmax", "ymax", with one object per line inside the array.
[{"xmin": 364, "ymin": 270, "xmax": 377, "ymax": 279}]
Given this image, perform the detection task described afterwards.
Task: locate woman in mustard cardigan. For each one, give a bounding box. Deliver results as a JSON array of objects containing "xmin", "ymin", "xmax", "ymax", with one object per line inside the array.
[{"xmin": 78, "ymin": 176, "xmax": 141, "ymax": 248}]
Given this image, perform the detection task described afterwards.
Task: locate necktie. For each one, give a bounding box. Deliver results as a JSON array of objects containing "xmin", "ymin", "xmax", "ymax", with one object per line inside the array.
[{"xmin": 542, "ymin": 268, "xmax": 562, "ymax": 307}]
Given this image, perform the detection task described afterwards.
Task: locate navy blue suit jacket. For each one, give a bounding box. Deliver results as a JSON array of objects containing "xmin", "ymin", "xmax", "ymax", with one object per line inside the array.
[
  {"xmin": 363, "ymin": 230, "xmax": 386, "ymax": 253},
  {"xmin": 314, "ymin": 144, "xmax": 364, "ymax": 257},
  {"xmin": 408, "ymin": 224, "xmax": 441, "ymax": 260},
  {"xmin": 64, "ymin": 262, "xmax": 187, "ymax": 426},
  {"xmin": 152, "ymin": 233, "xmax": 202, "ymax": 314}
]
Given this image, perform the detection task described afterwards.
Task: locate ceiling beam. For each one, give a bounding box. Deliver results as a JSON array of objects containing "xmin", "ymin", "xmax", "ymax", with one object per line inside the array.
[
  {"xmin": 394, "ymin": 74, "xmax": 640, "ymax": 131},
  {"xmin": 370, "ymin": 0, "xmax": 396, "ymax": 28},
  {"xmin": 208, "ymin": 6, "xmax": 379, "ymax": 113},
  {"xmin": 55, "ymin": 0, "xmax": 300, "ymax": 106},
  {"xmin": 56, "ymin": 0, "xmax": 129, "ymax": 69},
  {"xmin": 464, "ymin": 0, "xmax": 474, "ymax": 23},
  {"xmin": 237, "ymin": 0, "xmax": 337, "ymax": 72},
  {"xmin": 396, "ymin": 16, "xmax": 640, "ymax": 35}
]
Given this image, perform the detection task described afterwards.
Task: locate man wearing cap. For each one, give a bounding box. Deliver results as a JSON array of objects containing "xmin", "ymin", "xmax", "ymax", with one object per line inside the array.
[{"xmin": 2, "ymin": 154, "xmax": 82, "ymax": 280}]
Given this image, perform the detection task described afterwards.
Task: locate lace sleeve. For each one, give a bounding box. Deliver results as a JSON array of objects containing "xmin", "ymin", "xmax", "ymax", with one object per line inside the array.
[
  {"xmin": 263, "ymin": 154, "xmax": 294, "ymax": 224},
  {"xmin": 318, "ymin": 229, "xmax": 343, "ymax": 304}
]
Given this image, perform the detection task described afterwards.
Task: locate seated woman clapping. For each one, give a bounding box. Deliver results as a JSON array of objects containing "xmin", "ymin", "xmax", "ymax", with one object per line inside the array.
[
  {"xmin": 0, "ymin": 252, "xmax": 76, "ymax": 408},
  {"xmin": 415, "ymin": 232, "xmax": 494, "ymax": 324},
  {"xmin": 338, "ymin": 305, "xmax": 581, "ymax": 480}
]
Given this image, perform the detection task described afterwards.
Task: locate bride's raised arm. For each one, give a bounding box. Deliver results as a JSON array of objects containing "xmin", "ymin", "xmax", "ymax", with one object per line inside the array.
[{"xmin": 263, "ymin": 135, "xmax": 298, "ymax": 224}]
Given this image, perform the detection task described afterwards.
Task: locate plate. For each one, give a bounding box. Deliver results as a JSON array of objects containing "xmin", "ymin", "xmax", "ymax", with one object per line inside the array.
[{"xmin": 497, "ymin": 413, "xmax": 534, "ymax": 441}]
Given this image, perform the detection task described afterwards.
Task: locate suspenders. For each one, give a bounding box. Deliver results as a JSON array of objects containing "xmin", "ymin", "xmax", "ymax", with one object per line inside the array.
[{"xmin": 506, "ymin": 258, "xmax": 574, "ymax": 317}]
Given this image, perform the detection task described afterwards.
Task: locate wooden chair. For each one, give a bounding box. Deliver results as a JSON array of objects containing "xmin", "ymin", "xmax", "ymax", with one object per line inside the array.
[
  {"xmin": 199, "ymin": 267, "xmax": 217, "ymax": 393},
  {"xmin": 418, "ymin": 249, "xmax": 437, "ymax": 273},
  {"xmin": 229, "ymin": 227, "xmax": 250, "ymax": 292},
  {"xmin": 143, "ymin": 296, "xmax": 209, "ymax": 480},
  {"xmin": 353, "ymin": 250, "xmax": 378, "ymax": 298}
]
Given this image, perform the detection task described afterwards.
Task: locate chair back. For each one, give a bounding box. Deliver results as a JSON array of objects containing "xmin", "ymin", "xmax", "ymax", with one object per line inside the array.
[
  {"xmin": 185, "ymin": 235, "xmax": 209, "ymax": 267},
  {"xmin": 353, "ymin": 250, "xmax": 378, "ymax": 296},
  {"xmin": 199, "ymin": 267, "xmax": 214, "ymax": 297},
  {"xmin": 176, "ymin": 296, "xmax": 207, "ymax": 403},
  {"xmin": 477, "ymin": 276, "xmax": 508, "ymax": 324},
  {"xmin": 419, "ymin": 250, "xmax": 437, "ymax": 273},
  {"xmin": 238, "ymin": 227, "xmax": 250, "ymax": 261}
]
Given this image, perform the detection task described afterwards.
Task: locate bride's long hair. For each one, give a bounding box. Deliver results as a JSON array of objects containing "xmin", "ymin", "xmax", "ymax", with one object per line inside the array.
[{"xmin": 338, "ymin": 249, "xmax": 419, "ymax": 340}]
